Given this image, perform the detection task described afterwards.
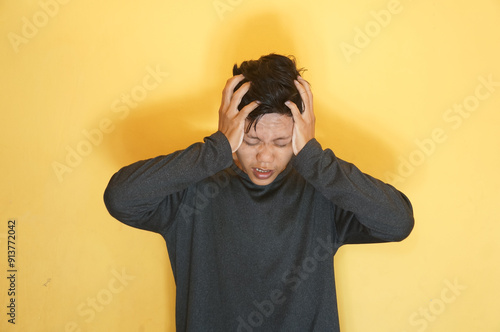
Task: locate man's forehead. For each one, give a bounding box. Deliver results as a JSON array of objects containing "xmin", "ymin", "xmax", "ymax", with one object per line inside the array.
[
  {"xmin": 245, "ymin": 114, "xmax": 293, "ymax": 137},
  {"xmin": 246, "ymin": 133, "xmax": 291, "ymax": 141}
]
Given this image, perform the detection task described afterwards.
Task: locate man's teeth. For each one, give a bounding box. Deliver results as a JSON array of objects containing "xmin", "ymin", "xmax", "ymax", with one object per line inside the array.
[{"xmin": 255, "ymin": 168, "xmax": 270, "ymax": 173}]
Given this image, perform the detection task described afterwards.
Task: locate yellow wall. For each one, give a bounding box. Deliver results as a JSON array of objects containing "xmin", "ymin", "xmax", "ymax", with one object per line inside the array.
[{"xmin": 1, "ymin": 0, "xmax": 499, "ymax": 331}]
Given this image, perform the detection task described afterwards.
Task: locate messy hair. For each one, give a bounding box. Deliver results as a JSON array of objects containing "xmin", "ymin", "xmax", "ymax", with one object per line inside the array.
[{"xmin": 232, "ymin": 53, "xmax": 306, "ymax": 132}]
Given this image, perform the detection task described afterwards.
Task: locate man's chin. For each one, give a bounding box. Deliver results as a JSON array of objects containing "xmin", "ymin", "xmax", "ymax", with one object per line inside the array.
[
  {"xmin": 250, "ymin": 178, "xmax": 274, "ymax": 186},
  {"xmin": 248, "ymin": 172, "xmax": 278, "ymax": 186}
]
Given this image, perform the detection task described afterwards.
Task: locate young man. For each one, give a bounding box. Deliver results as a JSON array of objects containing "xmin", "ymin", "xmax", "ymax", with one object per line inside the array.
[{"xmin": 104, "ymin": 54, "xmax": 414, "ymax": 331}]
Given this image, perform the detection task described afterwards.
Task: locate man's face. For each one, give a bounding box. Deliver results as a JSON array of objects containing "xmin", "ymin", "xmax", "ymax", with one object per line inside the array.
[{"xmin": 234, "ymin": 113, "xmax": 294, "ymax": 186}]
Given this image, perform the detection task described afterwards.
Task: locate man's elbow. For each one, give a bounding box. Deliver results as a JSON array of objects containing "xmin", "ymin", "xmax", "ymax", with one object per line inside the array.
[
  {"xmin": 391, "ymin": 191, "xmax": 415, "ymax": 241},
  {"xmin": 391, "ymin": 212, "xmax": 414, "ymax": 242},
  {"xmin": 103, "ymin": 183, "xmax": 128, "ymax": 221}
]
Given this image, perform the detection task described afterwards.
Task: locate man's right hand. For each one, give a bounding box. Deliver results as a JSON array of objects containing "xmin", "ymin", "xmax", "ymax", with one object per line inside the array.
[{"xmin": 218, "ymin": 75, "xmax": 260, "ymax": 153}]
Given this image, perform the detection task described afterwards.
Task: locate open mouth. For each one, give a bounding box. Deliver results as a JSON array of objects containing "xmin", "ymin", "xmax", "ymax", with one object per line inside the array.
[{"xmin": 252, "ymin": 167, "xmax": 274, "ymax": 180}]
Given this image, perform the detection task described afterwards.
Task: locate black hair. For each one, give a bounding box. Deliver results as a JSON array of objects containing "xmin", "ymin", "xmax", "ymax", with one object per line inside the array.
[{"xmin": 232, "ymin": 53, "xmax": 306, "ymax": 132}]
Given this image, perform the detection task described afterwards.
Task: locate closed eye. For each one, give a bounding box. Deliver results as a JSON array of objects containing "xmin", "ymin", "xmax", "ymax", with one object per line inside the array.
[
  {"xmin": 274, "ymin": 139, "xmax": 291, "ymax": 147},
  {"xmin": 244, "ymin": 140, "xmax": 260, "ymax": 146}
]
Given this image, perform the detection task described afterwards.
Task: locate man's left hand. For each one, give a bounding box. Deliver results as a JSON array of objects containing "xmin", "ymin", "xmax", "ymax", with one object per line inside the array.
[{"xmin": 286, "ymin": 76, "xmax": 315, "ymax": 155}]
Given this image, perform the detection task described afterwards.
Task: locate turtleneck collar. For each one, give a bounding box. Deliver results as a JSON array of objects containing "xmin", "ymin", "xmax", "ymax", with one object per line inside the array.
[{"xmin": 230, "ymin": 157, "xmax": 295, "ymax": 191}]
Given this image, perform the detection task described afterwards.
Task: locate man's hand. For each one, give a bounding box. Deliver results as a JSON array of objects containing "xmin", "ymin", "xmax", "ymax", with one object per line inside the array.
[
  {"xmin": 286, "ymin": 76, "xmax": 315, "ymax": 155},
  {"xmin": 218, "ymin": 75, "xmax": 260, "ymax": 153}
]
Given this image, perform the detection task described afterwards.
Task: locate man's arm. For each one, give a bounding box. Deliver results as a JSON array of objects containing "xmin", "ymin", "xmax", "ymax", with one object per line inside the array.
[
  {"xmin": 103, "ymin": 131, "xmax": 233, "ymax": 230},
  {"xmin": 104, "ymin": 75, "xmax": 260, "ymax": 231},
  {"xmin": 292, "ymin": 139, "xmax": 414, "ymax": 244},
  {"xmin": 286, "ymin": 77, "xmax": 414, "ymax": 245}
]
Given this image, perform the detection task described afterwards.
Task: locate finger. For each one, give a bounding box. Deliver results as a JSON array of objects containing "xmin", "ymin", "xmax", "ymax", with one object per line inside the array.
[
  {"xmin": 297, "ymin": 76, "xmax": 311, "ymax": 90},
  {"xmin": 294, "ymin": 78, "xmax": 313, "ymax": 110},
  {"xmin": 221, "ymin": 75, "xmax": 245, "ymax": 110},
  {"xmin": 231, "ymin": 100, "xmax": 260, "ymax": 152},
  {"xmin": 296, "ymin": 77, "xmax": 313, "ymax": 101},
  {"xmin": 228, "ymin": 81, "xmax": 251, "ymax": 112},
  {"xmin": 285, "ymin": 100, "xmax": 302, "ymax": 121},
  {"xmin": 294, "ymin": 78, "xmax": 314, "ymax": 119},
  {"xmin": 286, "ymin": 101, "xmax": 301, "ymax": 155},
  {"xmin": 238, "ymin": 100, "xmax": 260, "ymax": 119},
  {"xmin": 224, "ymin": 74, "xmax": 245, "ymax": 93}
]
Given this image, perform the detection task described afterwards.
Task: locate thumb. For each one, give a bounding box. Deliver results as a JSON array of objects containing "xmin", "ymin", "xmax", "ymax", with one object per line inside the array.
[{"xmin": 231, "ymin": 101, "xmax": 260, "ymax": 153}]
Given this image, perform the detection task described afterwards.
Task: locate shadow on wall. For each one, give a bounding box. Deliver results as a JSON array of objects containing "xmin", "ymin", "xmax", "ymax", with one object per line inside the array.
[{"xmin": 104, "ymin": 11, "xmax": 398, "ymax": 183}]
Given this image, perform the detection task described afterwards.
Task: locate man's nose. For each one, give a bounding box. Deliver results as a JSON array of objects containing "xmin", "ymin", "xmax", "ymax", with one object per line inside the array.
[{"xmin": 256, "ymin": 144, "xmax": 274, "ymax": 163}]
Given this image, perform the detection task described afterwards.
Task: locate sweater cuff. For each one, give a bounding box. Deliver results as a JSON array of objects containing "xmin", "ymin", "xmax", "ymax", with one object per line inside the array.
[
  {"xmin": 208, "ymin": 131, "xmax": 234, "ymax": 169},
  {"xmin": 291, "ymin": 138, "xmax": 324, "ymax": 173}
]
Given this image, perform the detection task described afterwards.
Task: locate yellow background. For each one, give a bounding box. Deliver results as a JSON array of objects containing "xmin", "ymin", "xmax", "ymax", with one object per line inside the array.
[{"xmin": 1, "ymin": 0, "xmax": 499, "ymax": 331}]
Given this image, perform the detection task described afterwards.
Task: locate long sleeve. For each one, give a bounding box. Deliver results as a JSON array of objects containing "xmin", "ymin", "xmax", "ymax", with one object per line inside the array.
[
  {"xmin": 291, "ymin": 139, "xmax": 414, "ymax": 246},
  {"xmin": 103, "ymin": 131, "xmax": 233, "ymax": 232}
]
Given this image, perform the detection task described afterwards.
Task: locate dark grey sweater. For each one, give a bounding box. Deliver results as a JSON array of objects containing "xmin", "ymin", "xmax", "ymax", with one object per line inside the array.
[{"xmin": 103, "ymin": 131, "xmax": 414, "ymax": 331}]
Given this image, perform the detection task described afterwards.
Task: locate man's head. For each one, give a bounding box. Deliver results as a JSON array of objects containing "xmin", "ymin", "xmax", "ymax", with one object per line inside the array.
[
  {"xmin": 232, "ymin": 54, "xmax": 306, "ymax": 186},
  {"xmin": 232, "ymin": 53, "xmax": 305, "ymax": 132}
]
